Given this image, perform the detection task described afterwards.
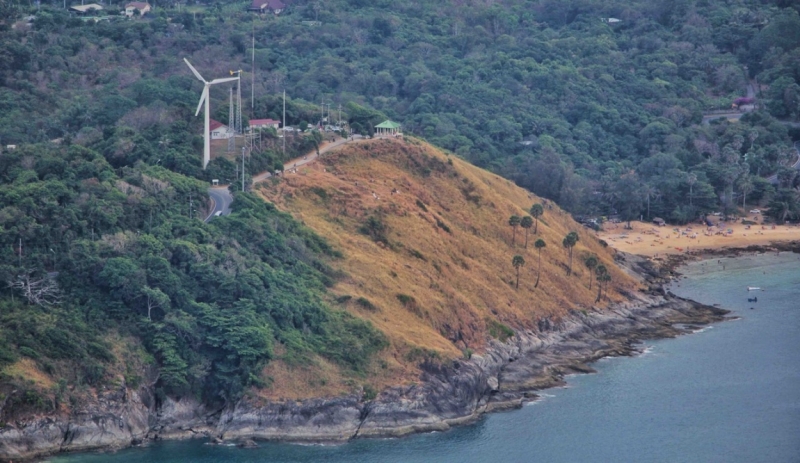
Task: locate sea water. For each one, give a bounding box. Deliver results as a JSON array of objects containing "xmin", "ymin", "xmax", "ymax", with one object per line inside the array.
[{"xmin": 51, "ymin": 253, "xmax": 800, "ymax": 463}]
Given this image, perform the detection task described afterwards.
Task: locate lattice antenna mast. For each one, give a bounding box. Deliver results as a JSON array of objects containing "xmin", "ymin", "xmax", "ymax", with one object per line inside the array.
[
  {"xmin": 236, "ymin": 72, "xmax": 243, "ymax": 135},
  {"xmin": 229, "ymin": 70, "xmax": 244, "ymax": 135},
  {"xmin": 228, "ymin": 87, "xmax": 235, "ymax": 153}
]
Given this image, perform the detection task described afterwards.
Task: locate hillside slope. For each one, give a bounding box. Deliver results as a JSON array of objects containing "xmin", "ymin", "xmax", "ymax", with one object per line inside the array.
[{"xmin": 257, "ymin": 138, "xmax": 640, "ymax": 395}]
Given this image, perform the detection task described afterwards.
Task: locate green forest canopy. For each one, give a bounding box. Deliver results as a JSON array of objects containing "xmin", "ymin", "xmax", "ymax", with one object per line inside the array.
[{"xmin": 1, "ymin": 0, "xmax": 800, "ymax": 411}]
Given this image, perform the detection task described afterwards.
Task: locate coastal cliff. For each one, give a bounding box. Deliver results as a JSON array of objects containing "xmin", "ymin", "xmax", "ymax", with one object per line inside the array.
[{"xmin": 0, "ymin": 285, "xmax": 728, "ymax": 460}]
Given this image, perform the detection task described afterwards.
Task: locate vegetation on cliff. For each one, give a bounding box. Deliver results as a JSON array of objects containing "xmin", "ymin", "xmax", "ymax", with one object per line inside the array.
[{"xmin": 0, "ymin": 143, "xmax": 386, "ymax": 417}]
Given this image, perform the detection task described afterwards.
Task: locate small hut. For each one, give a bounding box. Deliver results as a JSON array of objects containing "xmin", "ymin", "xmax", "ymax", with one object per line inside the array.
[
  {"xmin": 652, "ymin": 217, "xmax": 666, "ymax": 226},
  {"xmin": 375, "ymin": 120, "xmax": 401, "ymax": 136}
]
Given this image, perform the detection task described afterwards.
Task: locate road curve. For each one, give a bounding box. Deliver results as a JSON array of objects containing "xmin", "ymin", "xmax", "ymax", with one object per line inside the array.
[
  {"xmin": 205, "ymin": 186, "xmax": 234, "ymax": 222},
  {"xmin": 204, "ymin": 134, "xmax": 368, "ymax": 222}
]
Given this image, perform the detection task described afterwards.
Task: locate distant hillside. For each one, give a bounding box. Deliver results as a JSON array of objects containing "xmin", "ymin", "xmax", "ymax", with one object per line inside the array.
[{"xmin": 256, "ymin": 138, "xmax": 639, "ymax": 398}]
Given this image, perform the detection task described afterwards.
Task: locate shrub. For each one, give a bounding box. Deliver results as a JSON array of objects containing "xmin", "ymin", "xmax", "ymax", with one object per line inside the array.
[
  {"xmin": 355, "ymin": 297, "xmax": 379, "ymax": 312},
  {"xmin": 486, "ymin": 319, "xmax": 514, "ymax": 342},
  {"xmin": 396, "ymin": 294, "xmax": 415, "ymax": 306},
  {"xmin": 362, "ymin": 384, "xmax": 378, "ymax": 401},
  {"xmin": 359, "ymin": 215, "xmax": 389, "ymax": 244},
  {"xmin": 436, "ymin": 218, "xmax": 452, "ymax": 234},
  {"xmin": 18, "ymin": 346, "xmax": 39, "ymax": 360}
]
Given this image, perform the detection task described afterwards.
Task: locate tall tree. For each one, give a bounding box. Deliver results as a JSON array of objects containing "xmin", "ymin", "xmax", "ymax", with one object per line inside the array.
[
  {"xmin": 595, "ymin": 264, "xmax": 609, "ymax": 302},
  {"xmin": 534, "ymin": 239, "xmax": 546, "ymax": 288},
  {"xmin": 643, "ymin": 183, "xmax": 658, "ymax": 220},
  {"xmin": 508, "ymin": 215, "xmax": 521, "ymax": 246},
  {"xmin": 529, "ymin": 204, "xmax": 544, "ymax": 234},
  {"xmin": 584, "ymin": 255, "xmax": 598, "ymax": 290},
  {"xmin": 687, "ymin": 173, "xmax": 697, "ymax": 208},
  {"xmin": 767, "ymin": 188, "xmax": 800, "ymax": 224},
  {"xmin": 614, "ymin": 173, "xmax": 644, "ymax": 229},
  {"xmin": 562, "ymin": 231, "xmax": 579, "ymax": 276},
  {"xmin": 739, "ymin": 175, "xmax": 754, "ymax": 210},
  {"xmin": 520, "ymin": 216, "xmax": 533, "ymax": 248},
  {"xmin": 512, "ymin": 255, "xmax": 525, "ymax": 289}
]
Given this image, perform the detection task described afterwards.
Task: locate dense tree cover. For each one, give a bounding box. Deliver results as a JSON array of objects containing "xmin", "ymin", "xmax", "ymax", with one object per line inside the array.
[
  {"xmin": 1, "ymin": 0, "xmax": 800, "ymax": 408},
  {"xmin": 0, "ymin": 143, "xmax": 386, "ymax": 406},
  {"xmin": 1, "ymin": 0, "xmax": 799, "ymax": 223}
]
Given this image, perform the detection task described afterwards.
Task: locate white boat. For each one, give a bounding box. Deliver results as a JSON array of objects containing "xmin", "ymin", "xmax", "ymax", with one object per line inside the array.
[{"xmin": 747, "ymin": 286, "xmax": 761, "ymax": 291}]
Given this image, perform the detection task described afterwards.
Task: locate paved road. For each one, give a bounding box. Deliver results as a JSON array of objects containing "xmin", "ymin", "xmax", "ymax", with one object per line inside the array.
[
  {"xmin": 204, "ymin": 134, "xmax": 369, "ymax": 222},
  {"xmin": 702, "ymin": 111, "xmax": 745, "ymax": 125},
  {"xmin": 252, "ymin": 134, "xmax": 366, "ymax": 184},
  {"xmin": 205, "ymin": 186, "xmax": 234, "ymax": 222}
]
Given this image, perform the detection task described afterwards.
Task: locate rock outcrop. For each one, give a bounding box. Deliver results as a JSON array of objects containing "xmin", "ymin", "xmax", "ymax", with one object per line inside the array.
[{"xmin": 0, "ymin": 292, "xmax": 729, "ymax": 461}]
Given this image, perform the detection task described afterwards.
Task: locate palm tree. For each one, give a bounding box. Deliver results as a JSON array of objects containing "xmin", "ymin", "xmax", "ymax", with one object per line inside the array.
[
  {"xmin": 739, "ymin": 175, "xmax": 754, "ymax": 210},
  {"xmin": 529, "ymin": 203, "xmax": 544, "ymax": 234},
  {"xmin": 509, "ymin": 215, "xmax": 521, "ymax": 246},
  {"xmin": 595, "ymin": 264, "xmax": 610, "ymax": 302},
  {"xmin": 643, "ymin": 183, "xmax": 657, "ymax": 220},
  {"xmin": 584, "ymin": 255, "xmax": 598, "ymax": 290},
  {"xmin": 520, "ymin": 216, "xmax": 533, "ymax": 248},
  {"xmin": 562, "ymin": 231, "xmax": 579, "ymax": 276},
  {"xmin": 686, "ymin": 172, "xmax": 697, "ymax": 208},
  {"xmin": 534, "ymin": 239, "xmax": 546, "ymax": 288},
  {"xmin": 512, "ymin": 255, "xmax": 525, "ymax": 289}
]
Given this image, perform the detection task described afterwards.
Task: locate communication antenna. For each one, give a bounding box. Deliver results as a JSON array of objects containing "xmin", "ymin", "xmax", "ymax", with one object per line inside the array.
[
  {"xmin": 283, "ymin": 90, "xmax": 286, "ymax": 157},
  {"xmin": 228, "ymin": 87, "xmax": 235, "ymax": 153},
  {"xmin": 251, "ymin": 20, "xmax": 256, "ymax": 113}
]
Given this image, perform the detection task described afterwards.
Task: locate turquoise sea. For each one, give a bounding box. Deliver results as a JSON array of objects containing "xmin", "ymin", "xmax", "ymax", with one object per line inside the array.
[{"xmin": 51, "ymin": 253, "xmax": 800, "ymax": 463}]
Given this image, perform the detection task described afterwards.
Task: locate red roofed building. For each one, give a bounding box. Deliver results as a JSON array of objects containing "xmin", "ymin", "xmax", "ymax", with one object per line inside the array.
[
  {"xmin": 125, "ymin": 2, "xmax": 151, "ymax": 17},
  {"xmin": 250, "ymin": 118, "xmax": 281, "ymax": 130},
  {"xmin": 209, "ymin": 120, "xmax": 234, "ymax": 140},
  {"xmin": 248, "ymin": 0, "xmax": 285, "ymax": 14}
]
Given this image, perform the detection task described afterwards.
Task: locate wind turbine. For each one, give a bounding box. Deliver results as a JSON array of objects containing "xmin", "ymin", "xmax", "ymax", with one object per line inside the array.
[{"xmin": 184, "ymin": 58, "xmax": 238, "ymax": 169}]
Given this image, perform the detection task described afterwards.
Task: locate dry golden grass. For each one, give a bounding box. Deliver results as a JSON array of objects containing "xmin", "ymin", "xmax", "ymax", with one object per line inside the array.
[
  {"xmin": 2, "ymin": 358, "xmax": 55, "ymax": 390},
  {"xmin": 257, "ymin": 138, "xmax": 640, "ymax": 392}
]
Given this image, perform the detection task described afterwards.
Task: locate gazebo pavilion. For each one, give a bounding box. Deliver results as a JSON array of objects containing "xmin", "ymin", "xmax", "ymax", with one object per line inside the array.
[{"xmin": 375, "ymin": 120, "xmax": 402, "ymax": 136}]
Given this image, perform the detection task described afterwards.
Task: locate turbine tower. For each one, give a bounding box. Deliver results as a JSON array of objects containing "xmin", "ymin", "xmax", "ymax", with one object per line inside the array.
[{"xmin": 184, "ymin": 58, "xmax": 238, "ymax": 169}]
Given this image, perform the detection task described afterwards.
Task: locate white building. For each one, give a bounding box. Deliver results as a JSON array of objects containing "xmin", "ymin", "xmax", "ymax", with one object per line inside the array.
[
  {"xmin": 209, "ymin": 120, "xmax": 234, "ymax": 140},
  {"xmin": 250, "ymin": 118, "xmax": 281, "ymax": 130},
  {"xmin": 125, "ymin": 2, "xmax": 151, "ymax": 17}
]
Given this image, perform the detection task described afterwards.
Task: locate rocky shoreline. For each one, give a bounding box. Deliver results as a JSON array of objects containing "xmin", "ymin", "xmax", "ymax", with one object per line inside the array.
[{"xmin": 0, "ymin": 254, "xmax": 733, "ymax": 461}]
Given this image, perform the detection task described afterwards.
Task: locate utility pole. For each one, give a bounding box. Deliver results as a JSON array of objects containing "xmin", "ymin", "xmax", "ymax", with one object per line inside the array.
[
  {"xmin": 338, "ymin": 103, "xmax": 342, "ymax": 125},
  {"xmin": 241, "ymin": 146, "xmax": 246, "ymax": 192},
  {"xmin": 283, "ymin": 90, "xmax": 286, "ymax": 157},
  {"xmin": 251, "ymin": 21, "xmax": 255, "ymax": 114}
]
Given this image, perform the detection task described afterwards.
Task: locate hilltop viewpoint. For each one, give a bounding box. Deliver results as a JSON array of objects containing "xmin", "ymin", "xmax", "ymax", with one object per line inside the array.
[{"xmin": 254, "ymin": 137, "xmax": 640, "ymax": 399}]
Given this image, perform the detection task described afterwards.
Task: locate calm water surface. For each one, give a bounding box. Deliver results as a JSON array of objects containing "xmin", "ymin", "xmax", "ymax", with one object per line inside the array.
[{"xmin": 51, "ymin": 253, "xmax": 800, "ymax": 463}]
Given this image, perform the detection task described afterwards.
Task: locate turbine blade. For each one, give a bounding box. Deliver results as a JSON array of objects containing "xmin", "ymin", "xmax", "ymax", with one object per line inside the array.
[
  {"xmin": 195, "ymin": 87, "xmax": 208, "ymax": 117},
  {"xmin": 183, "ymin": 58, "xmax": 206, "ymax": 83},
  {"xmin": 209, "ymin": 77, "xmax": 239, "ymax": 85}
]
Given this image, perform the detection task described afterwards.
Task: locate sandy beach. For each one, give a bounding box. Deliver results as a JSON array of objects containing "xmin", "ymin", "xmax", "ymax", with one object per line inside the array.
[{"xmin": 597, "ymin": 218, "xmax": 800, "ymax": 256}]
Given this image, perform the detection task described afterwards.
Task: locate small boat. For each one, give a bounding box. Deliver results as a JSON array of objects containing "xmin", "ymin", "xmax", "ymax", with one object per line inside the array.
[{"xmin": 747, "ymin": 286, "xmax": 761, "ymax": 291}]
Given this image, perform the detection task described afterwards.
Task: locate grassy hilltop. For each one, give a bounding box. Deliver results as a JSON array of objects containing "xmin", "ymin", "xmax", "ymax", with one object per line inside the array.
[{"xmin": 256, "ymin": 137, "xmax": 637, "ymax": 398}]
